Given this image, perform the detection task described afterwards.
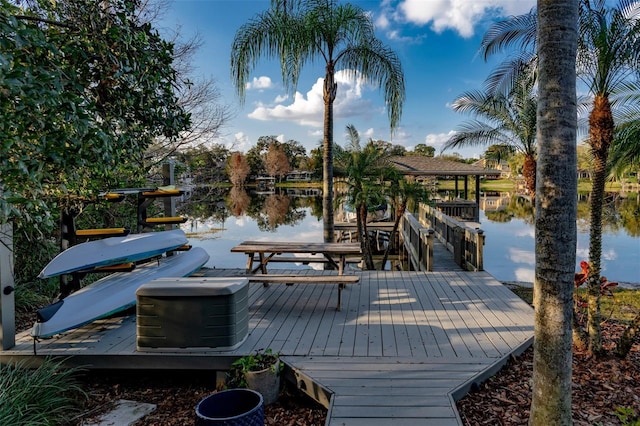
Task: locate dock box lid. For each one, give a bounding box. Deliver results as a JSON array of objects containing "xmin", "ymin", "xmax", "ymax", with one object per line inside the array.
[{"xmin": 136, "ymin": 277, "xmax": 248, "ymax": 297}]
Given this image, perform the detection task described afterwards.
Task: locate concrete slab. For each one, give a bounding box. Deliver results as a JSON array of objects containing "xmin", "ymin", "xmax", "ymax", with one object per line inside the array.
[{"xmin": 84, "ymin": 399, "xmax": 156, "ymax": 426}]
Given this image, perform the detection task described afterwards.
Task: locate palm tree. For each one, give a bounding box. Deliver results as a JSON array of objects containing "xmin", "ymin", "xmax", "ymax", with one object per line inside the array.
[
  {"xmin": 230, "ymin": 0, "xmax": 405, "ymax": 243},
  {"xmin": 335, "ymin": 125, "xmax": 395, "ymax": 269},
  {"xmin": 480, "ymin": 0, "xmax": 640, "ymax": 356},
  {"xmin": 445, "ymin": 71, "xmax": 538, "ymax": 198},
  {"xmin": 531, "ymin": 1, "xmax": 579, "ymax": 423},
  {"xmin": 380, "ymin": 175, "xmax": 430, "ymax": 270}
]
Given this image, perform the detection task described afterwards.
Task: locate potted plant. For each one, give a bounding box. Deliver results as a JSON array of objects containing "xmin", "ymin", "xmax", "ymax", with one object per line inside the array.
[{"xmin": 227, "ymin": 349, "xmax": 282, "ymax": 405}]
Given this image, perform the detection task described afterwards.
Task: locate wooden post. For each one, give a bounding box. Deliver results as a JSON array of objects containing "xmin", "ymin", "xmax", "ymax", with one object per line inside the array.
[
  {"xmin": 454, "ymin": 176, "xmax": 459, "ymax": 198},
  {"xmin": 476, "ymin": 229, "xmax": 484, "ymax": 271},
  {"xmin": 162, "ymin": 161, "xmax": 177, "ymax": 231},
  {"xmin": 464, "ymin": 175, "xmax": 469, "ymax": 200},
  {"xmin": 1, "ymin": 223, "xmax": 16, "ymax": 350}
]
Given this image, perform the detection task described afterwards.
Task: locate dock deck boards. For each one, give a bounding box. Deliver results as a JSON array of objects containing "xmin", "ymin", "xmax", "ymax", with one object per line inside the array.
[{"xmin": 2, "ymin": 267, "xmax": 534, "ymax": 425}]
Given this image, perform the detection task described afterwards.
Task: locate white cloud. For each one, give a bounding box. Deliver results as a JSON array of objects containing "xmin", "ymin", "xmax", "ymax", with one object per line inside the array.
[
  {"xmin": 514, "ymin": 229, "xmax": 535, "ymax": 238},
  {"xmin": 274, "ymin": 94, "xmax": 289, "ymax": 103},
  {"xmin": 231, "ymin": 131, "xmax": 252, "ymax": 152},
  {"xmin": 424, "ymin": 130, "xmax": 457, "ymax": 153},
  {"xmin": 245, "ymin": 76, "xmax": 273, "ymax": 90},
  {"xmin": 397, "ymin": 0, "xmax": 536, "ymax": 38},
  {"xmin": 508, "ymin": 247, "xmax": 535, "ymax": 265},
  {"xmin": 376, "ymin": 13, "xmax": 390, "ymax": 30},
  {"xmin": 514, "ymin": 267, "xmax": 535, "ymax": 283},
  {"xmin": 247, "ymin": 70, "xmax": 377, "ymax": 127}
]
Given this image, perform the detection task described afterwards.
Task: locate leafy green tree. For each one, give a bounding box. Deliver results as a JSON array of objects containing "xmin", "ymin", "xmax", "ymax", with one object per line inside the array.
[
  {"xmin": 281, "ymin": 139, "xmax": 308, "ymax": 170},
  {"xmin": 1, "ymin": 0, "xmax": 189, "ymax": 226},
  {"xmin": 609, "ymin": 119, "xmax": 640, "ymax": 178},
  {"xmin": 177, "ymin": 145, "xmax": 230, "ymax": 183},
  {"xmin": 484, "ymin": 144, "xmax": 515, "ymax": 164},
  {"xmin": 532, "ymin": 0, "xmax": 579, "ymax": 423},
  {"xmin": 308, "ymin": 146, "xmax": 324, "ymax": 179},
  {"xmin": 411, "ymin": 144, "xmax": 436, "ymax": 157},
  {"xmin": 445, "ymin": 70, "xmax": 538, "ymax": 198},
  {"xmin": 231, "ymin": 0, "xmax": 405, "ymax": 243}
]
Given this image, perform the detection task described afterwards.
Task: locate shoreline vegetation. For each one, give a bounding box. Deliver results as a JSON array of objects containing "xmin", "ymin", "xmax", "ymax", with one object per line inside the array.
[{"xmin": 233, "ymin": 177, "xmax": 638, "ymax": 193}]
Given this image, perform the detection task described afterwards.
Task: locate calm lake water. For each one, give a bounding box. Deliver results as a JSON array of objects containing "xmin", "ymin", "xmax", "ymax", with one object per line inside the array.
[{"xmin": 179, "ymin": 190, "xmax": 640, "ymax": 286}]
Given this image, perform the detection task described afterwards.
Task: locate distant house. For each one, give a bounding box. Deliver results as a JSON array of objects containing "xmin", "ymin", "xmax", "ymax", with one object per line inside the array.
[
  {"xmin": 256, "ymin": 176, "xmax": 275, "ymax": 193},
  {"xmin": 286, "ymin": 171, "xmax": 313, "ymax": 182},
  {"xmin": 473, "ymin": 158, "xmax": 511, "ymax": 179}
]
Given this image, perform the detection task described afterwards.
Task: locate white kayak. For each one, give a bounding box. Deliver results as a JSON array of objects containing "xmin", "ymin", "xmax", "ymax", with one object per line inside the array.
[
  {"xmin": 31, "ymin": 247, "xmax": 209, "ymax": 338},
  {"xmin": 38, "ymin": 229, "xmax": 188, "ymax": 278}
]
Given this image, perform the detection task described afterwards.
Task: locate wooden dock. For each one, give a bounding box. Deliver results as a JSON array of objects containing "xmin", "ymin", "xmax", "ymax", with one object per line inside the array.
[{"xmin": 2, "ymin": 267, "xmax": 534, "ymax": 425}]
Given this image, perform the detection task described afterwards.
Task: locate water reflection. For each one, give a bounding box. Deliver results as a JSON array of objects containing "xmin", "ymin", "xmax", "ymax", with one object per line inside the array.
[
  {"xmin": 480, "ymin": 191, "xmax": 640, "ymax": 238},
  {"xmin": 178, "ymin": 187, "xmax": 639, "ymax": 284}
]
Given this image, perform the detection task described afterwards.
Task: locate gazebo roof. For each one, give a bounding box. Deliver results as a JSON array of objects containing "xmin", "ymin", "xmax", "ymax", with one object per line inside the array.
[{"xmin": 389, "ymin": 156, "xmax": 501, "ymax": 177}]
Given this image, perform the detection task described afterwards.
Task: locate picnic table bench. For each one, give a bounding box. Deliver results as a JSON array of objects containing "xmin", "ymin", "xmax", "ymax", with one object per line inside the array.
[{"xmin": 231, "ymin": 241, "xmax": 362, "ymax": 310}]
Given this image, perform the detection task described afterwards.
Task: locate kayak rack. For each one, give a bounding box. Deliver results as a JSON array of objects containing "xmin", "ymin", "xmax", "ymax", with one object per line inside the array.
[{"xmin": 57, "ymin": 181, "xmax": 188, "ymax": 296}]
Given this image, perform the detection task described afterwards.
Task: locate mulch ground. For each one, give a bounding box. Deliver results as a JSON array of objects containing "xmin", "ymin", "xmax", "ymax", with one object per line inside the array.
[
  {"xmin": 73, "ymin": 370, "xmax": 327, "ymax": 425},
  {"xmin": 457, "ymin": 321, "xmax": 639, "ymax": 425}
]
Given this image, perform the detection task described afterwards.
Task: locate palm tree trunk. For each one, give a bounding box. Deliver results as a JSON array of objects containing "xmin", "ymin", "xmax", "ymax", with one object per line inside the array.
[
  {"xmin": 523, "ymin": 154, "xmax": 537, "ymax": 199},
  {"xmin": 357, "ymin": 203, "xmax": 374, "ymax": 270},
  {"xmin": 586, "ymin": 94, "xmax": 614, "ymax": 356},
  {"xmin": 322, "ymin": 66, "xmax": 337, "ymax": 243},
  {"xmin": 380, "ymin": 200, "xmax": 406, "ymax": 270},
  {"xmin": 530, "ymin": 1, "xmax": 578, "ymax": 423}
]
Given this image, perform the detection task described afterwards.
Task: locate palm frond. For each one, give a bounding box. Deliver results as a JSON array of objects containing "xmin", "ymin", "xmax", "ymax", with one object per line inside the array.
[
  {"xmin": 479, "ymin": 10, "xmax": 537, "ymax": 60},
  {"xmin": 339, "ymin": 39, "xmax": 405, "ymax": 134}
]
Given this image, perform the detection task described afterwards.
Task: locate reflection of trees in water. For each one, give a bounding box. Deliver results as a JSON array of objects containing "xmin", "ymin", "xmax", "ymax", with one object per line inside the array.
[
  {"xmin": 252, "ymin": 193, "xmax": 306, "ymax": 232},
  {"xmin": 484, "ymin": 195, "xmax": 535, "ymax": 225},
  {"xmin": 577, "ymin": 192, "xmax": 640, "ymax": 236},
  {"xmin": 485, "ymin": 209, "xmax": 515, "ymax": 223},
  {"xmin": 482, "ymin": 192, "xmax": 639, "ymax": 236},
  {"xmin": 178, "ymin": 186, "xmax": 228, "ymax": 223},
  {"xmin": 226, "ymin": 187, "xmax": 251, "ymax": 217}
]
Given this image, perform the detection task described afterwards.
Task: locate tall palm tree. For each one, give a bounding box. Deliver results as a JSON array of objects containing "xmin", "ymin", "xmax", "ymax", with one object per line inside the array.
[
  {"xmin": 335, "ymin": 125, "xmax": 395, "ymax": 269},
  {"xmin": 531, "ymin": 1, "xmax": 579, "ymax": 423},
  {"xmin": 480, "ymin": 0, "xmax": 640, "ymax": 356},
  {"xmin": 445, "ymin": 72, "xmax": 538, "ymax": 198},
  {"xmin": 230, "ymin": 0, "xmax": 405, "ymax": 243}
]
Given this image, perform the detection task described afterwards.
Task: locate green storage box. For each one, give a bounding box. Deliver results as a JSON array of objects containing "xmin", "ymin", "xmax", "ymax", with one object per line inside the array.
[{"xmin": 136, "ymin": 277, "xmax": 249, "ymax": 351}]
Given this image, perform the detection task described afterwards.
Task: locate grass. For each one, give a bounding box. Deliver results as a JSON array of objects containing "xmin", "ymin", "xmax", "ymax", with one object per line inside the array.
[
  {"xmin": 509, "ymin": 285, "xmax": 640, "ymax": 324},
  {"xmin": 0, "ymin": 359, "xmax": 86, "ymax": 425}
]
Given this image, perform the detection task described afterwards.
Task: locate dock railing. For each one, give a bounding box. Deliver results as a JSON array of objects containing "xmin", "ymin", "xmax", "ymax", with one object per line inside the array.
[
  {"xmin": 417, "ymin": 203, "xmax": 485, "ymax": 271},
  {"xmin": 399, "ymin": 211, "xmax": 434, "ymax": 271}
]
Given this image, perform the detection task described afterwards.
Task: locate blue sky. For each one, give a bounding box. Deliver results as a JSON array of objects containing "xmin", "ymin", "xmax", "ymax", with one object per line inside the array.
[{"xmin": 160, "ymin": 0, "xmax": 537, "ymax": 158}]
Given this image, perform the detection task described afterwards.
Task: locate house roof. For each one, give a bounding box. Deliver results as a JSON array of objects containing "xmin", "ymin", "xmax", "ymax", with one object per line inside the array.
[{"xmin": 389, "ymin": 156, "xmax": 501, "ymax": 177}]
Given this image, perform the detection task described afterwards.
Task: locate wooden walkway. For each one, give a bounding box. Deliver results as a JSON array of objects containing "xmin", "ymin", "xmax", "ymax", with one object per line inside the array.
[{"xmin": 2, "ymin": 267, "xmax": 534, "ymax": 425}]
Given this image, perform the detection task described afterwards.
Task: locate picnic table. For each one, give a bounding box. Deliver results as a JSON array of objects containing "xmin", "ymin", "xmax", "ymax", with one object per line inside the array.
[
  {"xmin": 230, "ymin": 241, "xmax": 362, "ymax": 311},
  {"xmin": 230, "ymin": 241, "xmax": 362, "ymax": 274}
]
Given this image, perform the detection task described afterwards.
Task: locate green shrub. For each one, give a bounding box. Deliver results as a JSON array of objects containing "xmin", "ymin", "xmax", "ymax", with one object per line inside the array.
[{"xmin": 0, "ymin": 359, "xmax": 86, "ymax": 425}]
